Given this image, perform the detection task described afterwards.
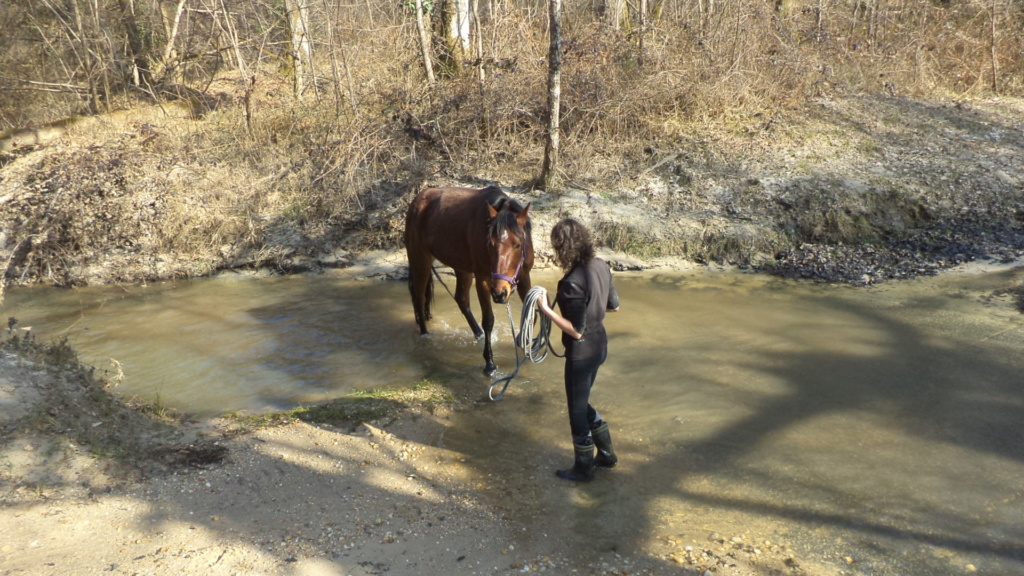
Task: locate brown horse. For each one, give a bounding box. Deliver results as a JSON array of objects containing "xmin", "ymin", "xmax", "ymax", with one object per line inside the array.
[{"xmin": 404, "ymin": 185, "xmax": 534, "ymax": 374}]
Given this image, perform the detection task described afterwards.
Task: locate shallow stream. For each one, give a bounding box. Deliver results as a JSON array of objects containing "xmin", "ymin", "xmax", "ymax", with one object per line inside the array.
[{"xmin": 6, "ymin": 264, "xmax": 1024, "ymax": 574}]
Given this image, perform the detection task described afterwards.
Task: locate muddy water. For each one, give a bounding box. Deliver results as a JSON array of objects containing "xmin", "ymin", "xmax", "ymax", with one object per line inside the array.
[{"xmin": 6, "ymin": 265, "xmax": 1024, "ymax": 574}]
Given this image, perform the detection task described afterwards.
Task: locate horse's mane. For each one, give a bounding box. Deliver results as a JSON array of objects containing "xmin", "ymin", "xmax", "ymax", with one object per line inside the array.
[{"xmin": 481, "ymin": 186, "xmax": 530, "ymax": 240}]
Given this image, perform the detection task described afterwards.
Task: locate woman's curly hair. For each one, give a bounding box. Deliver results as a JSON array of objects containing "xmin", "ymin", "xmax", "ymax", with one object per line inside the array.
[{"xmin": 550, "ymin": 218, "xmax": 595, "ymax": 270}]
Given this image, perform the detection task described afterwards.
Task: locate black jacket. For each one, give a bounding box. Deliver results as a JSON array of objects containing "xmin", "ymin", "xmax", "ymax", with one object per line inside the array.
[{"xmin": 556, "ymin": 258, "xmax": 619, "ymax": 361}]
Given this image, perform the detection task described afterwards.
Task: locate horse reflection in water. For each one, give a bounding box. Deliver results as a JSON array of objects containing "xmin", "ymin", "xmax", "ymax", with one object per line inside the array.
[{"xmin": 404, "ymin": 185, "xmax": 534, "ymax": 374}]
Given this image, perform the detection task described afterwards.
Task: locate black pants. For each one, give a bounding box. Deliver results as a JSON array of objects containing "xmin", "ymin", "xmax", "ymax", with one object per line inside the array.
[{"xmin": 563, "ymin": 346, "xmax": 607, "ymax": 446}]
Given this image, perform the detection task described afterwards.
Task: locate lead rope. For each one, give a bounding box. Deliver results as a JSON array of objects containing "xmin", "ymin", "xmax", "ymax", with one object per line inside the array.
[{"xmin": 488, "ymin": 286, "xmax": 563, "ymax": 401}]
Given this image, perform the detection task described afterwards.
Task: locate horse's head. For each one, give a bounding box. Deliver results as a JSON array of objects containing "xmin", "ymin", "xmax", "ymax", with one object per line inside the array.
[{"xmin": 487, "ymin": 202, "xmax": 531, "ymax": 304}]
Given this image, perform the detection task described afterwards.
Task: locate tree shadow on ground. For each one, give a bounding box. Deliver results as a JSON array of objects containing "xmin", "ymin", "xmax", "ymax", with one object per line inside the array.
[
  {"xmin": 0, "ymin": 334, "xmax": 226, "ymax": 497},
  {"xmin": 9, "ymin": 271, "xmax": 1024, "ymax": 575},
  {"xmin": 229, "ymin": 268, "xmax": 1024, "ymax": 574},
  {"xmin": 527, "ymin": 279, "xmax": 1024, "ymax": 574}
]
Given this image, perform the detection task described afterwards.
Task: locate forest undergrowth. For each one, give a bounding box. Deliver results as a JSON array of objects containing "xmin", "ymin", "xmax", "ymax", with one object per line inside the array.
[{"xmin": 2, "ymin": 0, "xmax": 1023, "ymax": 294}]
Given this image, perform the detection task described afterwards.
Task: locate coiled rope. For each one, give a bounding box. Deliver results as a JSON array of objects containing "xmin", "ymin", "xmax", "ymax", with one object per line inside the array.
[{"xmin": 488, "ymin": 285, "xmax": 562, "ymax": 401}]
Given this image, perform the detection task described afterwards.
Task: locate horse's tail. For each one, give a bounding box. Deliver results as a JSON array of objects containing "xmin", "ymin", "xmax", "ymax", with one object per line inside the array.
[
  {"xmin": 406, "ymin": 259, "xmax": 436, "ymax": 325},
  {"xmin": 425, "ymin": 266, "xmax": 435, "ymax": 316},
  {"xmin": 407, "ymin": 268, "xmax": 416, "ymax": 303},
  {"xmin": 405, "ymin": 213, "xmax": 422, "ymax": 328}
]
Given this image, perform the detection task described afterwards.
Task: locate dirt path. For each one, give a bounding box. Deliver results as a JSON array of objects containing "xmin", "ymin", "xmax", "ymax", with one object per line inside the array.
[
  {"xmin": 3, "ymin": 422, "xmax": 827, "ymax": 576},
  {"xmin": 4, "ymin": 419, "xmax": 536, "ymax": 576}
]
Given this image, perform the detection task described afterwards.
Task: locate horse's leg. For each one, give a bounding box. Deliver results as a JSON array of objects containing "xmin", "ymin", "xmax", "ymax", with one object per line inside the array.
[
  {"xmin": 424, "ymin": 266, "xmax": 434, "ymax": 322},
  {"xmin": 475, "ymin": 277, "xmax": 497, "ymax": 375},
  {"xmin": 455, "ymin": 271, "xmax": 484, "ymax": 339},
  {"xmin": 407, "ymin": 252, "xmax": 434, "ymax": 334}
]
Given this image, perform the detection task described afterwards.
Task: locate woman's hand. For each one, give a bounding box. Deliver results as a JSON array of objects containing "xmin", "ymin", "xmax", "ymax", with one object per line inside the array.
[
  {"xmin": 536, "ymin": 286, "xmax": 582, "ymax": 340},
  {"xmin": 535, "ymin": 287, "xmax": 551, "ymax": 312}
]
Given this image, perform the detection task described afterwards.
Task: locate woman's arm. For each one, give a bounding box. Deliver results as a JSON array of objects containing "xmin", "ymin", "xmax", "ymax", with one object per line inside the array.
[
  {"xmin": 535, "ymin": 287, "xmax": 583, "ymax": 340},
  {"xmin": 607, "ymin": 274, "xmax": 620, "ymax": 312}
]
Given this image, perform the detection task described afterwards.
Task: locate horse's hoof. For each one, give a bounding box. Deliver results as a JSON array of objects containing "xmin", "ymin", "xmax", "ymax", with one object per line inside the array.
[{"xmin": 483, "ymin": 365, "xmax": 497, "ymax": 376}]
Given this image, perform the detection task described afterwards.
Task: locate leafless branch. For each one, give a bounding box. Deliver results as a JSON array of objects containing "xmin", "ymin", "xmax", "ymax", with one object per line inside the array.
[{"xmin": 0, "ymin": 76, "xmax": 90, "ymax": 94}]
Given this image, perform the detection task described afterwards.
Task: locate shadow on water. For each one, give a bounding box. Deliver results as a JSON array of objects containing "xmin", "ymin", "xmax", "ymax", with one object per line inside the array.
[
  {"xmin": 430, "ymin": 270, "xmax": 1024, "ymax": 574},
  {"xmin": 6, "ymin": 268, "xmax": 1024, "ymax": 575},
  {"xmin": 238, "ymin": 272, "xmax": 522, "ymax": 410},
  {"xmin": 673, "ymin": 299, "xmax": 1024, "ymax": 562},
  {"xmin": 239, "ymin": 277, "xmax": 418, "ymax": 408}
]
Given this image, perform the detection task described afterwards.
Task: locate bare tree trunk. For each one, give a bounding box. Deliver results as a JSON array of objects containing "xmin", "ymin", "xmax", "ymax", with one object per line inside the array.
[
  {"xmin": 325, "ymin": 0, "xmax": 358, "ymax": 115},
  {"xmin": 434, "ymin": 0, "xmax": 470, "ymax": 75},
  {"xmin": 117, "ymin": 0, "xmax": 150, "ymax": 86},
  {"xmin": 850, "ymin": 0, "xmax": 868, "ymax": 48},
  {"xmin": 414, "ymin": 0, "xmax": 436, "ymax": 84},
  {"xmin": 990, "ymin": 0, "xmax": 999, "ymax": 93},
  {"xmin": 698, "ymin": 0, "xmax": 713, "ymax": 35},
  {"xmin": 471, "ymin": 0, "xmax": 489, "ymax": 136},
  {"xmin": 244, "ymin": 75, "xmax": 256, "ymax": 135},
  {"xmin": 472, "ymin": 0, "xmax": 484, "ymax": 83},
  {"xmin": 154, "ymin": 0, "xmax": 187, "ymax": 84},
  {"xmin": 650, "ymin": 0, "xmax": 664, "ymax": 23},
  {"xmin": 816, "ymin": 0, "xmax": 824, "ymax": 42},
  {"xmin": 638, "ymin": 0, "xmax": 647, "ymax": 66},
  {"xmin": 364, "ymin": 0, "xmax": 375, "ymax": 29},
  {"xmin": 39, "ymin": 0, "xmax": 105, "ymax": 110},
  {"xmin": 600, "ymin": 0, "xmax": 625, "ymax": 30},
  {"xmin": 72, "ymin": 0, "xmax": 102, "ymax": 113},
  {"xmin": 284, "ymin": 0, "xmax": 312, "ymax": 97},
  {"xmin": 89, "ymin": 0, "xmax": 112, "ymax": 105},
  {"xmin": 453, "ymin": 0, "xmax": 470, "ymax": 55},
  {"xmin": 217, "ymin": 0, "xmax": 246, "ymax": 77},
  {"xmin": 539, "ymin": 0, "xmax": 561, "ymax": 191},
  {"xmin": 215, "ymin": 0, "xmax": 253, "ymax": 133}
]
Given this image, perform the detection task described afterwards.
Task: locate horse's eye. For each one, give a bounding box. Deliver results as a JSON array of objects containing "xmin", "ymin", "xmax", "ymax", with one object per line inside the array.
[{"xmin": 514, "ymin": 243, "xmax": 521, "ymax": 250}]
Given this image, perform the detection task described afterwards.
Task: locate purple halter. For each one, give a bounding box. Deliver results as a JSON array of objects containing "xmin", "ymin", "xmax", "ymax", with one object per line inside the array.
[{"xmin": 492, "ymin": 249, "xmax": 525, "ymax": 287}]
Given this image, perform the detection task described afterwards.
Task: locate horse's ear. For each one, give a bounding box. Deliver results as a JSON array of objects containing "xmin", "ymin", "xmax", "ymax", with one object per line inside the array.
[
  {"xmin": 516, "ymin": 203, "xmax": 531, "ymax": 225},
  {"xmin": 487, "ymin": 203, "xmax": 499, "ymax": 219}
]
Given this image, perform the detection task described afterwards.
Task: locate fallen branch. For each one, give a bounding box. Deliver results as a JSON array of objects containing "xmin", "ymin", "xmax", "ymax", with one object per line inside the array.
[{"xmin": 0, "ymin": 75, "xmax": 91, "ymax": 95}]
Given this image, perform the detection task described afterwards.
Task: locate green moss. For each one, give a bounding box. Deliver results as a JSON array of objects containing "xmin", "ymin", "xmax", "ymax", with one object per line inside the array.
[
  {"xmin": 295, "ymin": 379, "xmax": 454, "ymax": 426},
  {"xmin": 222, "ymin": 378, "xmax": 455, "ymax": 433}
]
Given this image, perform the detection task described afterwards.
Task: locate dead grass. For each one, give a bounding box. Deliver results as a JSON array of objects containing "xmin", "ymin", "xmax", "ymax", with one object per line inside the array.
[{"xmin": 1, "ymin": 0, "xmax": 1022, "ymax": 285}]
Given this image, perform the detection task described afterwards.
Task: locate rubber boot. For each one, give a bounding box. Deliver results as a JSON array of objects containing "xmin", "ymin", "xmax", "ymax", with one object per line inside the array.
[
  {"xmin": 556, "ymin": 444, "xmax": 596, "ymax": 482},
  {"xmin": 592, "ymin": 422, "xmax": 618, "ymax": 469}
]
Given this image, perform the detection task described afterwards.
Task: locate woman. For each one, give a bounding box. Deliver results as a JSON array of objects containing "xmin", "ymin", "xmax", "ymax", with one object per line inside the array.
[{"xmin": 536, "ymin": 218, "xmax": 620, "ymax": 482}]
